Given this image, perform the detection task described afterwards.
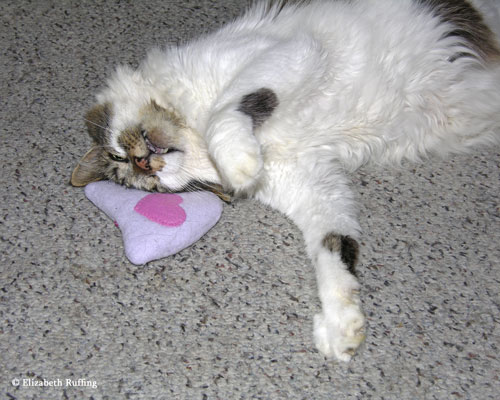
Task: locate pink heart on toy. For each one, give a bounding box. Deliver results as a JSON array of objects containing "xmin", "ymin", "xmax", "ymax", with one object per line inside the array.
[{"xmin": 134, "ymin": 193, "xmax": 187, "ymax": 227}]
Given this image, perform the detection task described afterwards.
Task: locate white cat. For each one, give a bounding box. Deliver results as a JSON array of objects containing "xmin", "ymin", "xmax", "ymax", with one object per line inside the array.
[{"xmin": 72, "ymin": 0, "xmax": 500, "ymax": 361}]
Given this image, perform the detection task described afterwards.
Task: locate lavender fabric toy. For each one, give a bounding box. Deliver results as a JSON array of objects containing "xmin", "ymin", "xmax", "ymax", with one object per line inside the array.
[{"xmin": 84, "ymin": 181, "xmax": 223, "ymax": 265}]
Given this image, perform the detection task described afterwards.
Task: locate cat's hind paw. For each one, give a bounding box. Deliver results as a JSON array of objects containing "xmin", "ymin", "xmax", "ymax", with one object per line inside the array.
[{"xmin": 313, "ymin": 299, "xmax": 366, "ymax": 362}]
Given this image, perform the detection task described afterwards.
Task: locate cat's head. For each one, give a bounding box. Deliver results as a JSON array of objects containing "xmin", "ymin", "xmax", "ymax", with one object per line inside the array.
[{"xmin": 71, "ymin": 84, "xmax": 228, "ymax": 199}]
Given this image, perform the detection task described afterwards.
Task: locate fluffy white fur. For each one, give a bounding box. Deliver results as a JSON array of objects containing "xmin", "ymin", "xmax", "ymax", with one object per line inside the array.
[{"xmin": 91, "ymin": 0, "xmax": 500, "ymax": 361}]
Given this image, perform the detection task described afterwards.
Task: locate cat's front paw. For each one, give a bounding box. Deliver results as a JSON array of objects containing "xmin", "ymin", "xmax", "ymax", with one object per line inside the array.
[
  {"xmin": 314, "ymin": 294, "xmax": 366, "ymax": 362},
  {"xmin": 214, "ymin": 139, "xmax": 263, "ymax": 192}
]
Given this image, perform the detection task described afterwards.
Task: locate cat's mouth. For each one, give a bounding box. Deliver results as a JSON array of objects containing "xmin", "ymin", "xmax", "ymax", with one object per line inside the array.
[
  {"xmin": 145, "ymin": 136, "xmax": 170, "ymax": 155},
  {"xmin": 141, "ymin": 128, "xmax": 172, "ymax": 155},
  {"xmin": 142, "ymin": 130, "xmax": 180, "ymax": 156}
]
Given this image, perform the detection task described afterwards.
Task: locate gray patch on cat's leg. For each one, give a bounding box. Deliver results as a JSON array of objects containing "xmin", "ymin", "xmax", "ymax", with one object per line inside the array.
[
  {"xmin": 322, "ymin": 233, "xmax": 359, "ymax": 276},
  {"xmin": 238, "ymin": 88, "xmax": 279, "ymax": 129}
]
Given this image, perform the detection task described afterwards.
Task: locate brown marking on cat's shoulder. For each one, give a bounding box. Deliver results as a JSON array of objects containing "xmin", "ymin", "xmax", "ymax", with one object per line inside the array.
[
  {"xmin": 264, "ymin": 0, "xmax": 312, "ymax": 17},
  {"xmin": 322, "ymin": 233, "xmax": 360, "ymax": 276},
  {"xmin": 417, "ymin": 0, "xmax": 500, "ymax": 62}
]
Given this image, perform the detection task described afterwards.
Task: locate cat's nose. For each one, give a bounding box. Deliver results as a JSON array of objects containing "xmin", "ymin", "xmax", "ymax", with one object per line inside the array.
[{"xmin": 134, "ymin": 156, "xmax": 151, "ymax": 171}]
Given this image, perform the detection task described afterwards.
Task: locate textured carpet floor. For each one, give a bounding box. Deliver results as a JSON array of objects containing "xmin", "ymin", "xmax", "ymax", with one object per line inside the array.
[{"xmin": 1, "ymin": 1, "xmax": 499, "ymax": 399}]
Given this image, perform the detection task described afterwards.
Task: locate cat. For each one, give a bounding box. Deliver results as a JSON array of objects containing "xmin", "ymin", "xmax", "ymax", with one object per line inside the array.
[{"xmin": 71, "ymin": 0, "xmax": 500, "ymax": 362}]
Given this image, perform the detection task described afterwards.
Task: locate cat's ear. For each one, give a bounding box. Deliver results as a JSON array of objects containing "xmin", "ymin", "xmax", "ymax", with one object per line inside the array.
[
  {"xmin": 150, "ymin": 99, "xmax": 164, "ymax": 113},
  {"xmin": 71, "ymin": 146, "xmax": 106, "ymax": 187},
  {"xmin": 85, "ymin": 103, "xmax": 111, "ymax": 144}
]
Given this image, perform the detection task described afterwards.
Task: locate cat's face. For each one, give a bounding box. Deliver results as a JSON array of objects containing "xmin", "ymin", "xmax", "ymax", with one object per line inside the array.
[{"xmin": 71, "ymin": 99, "xmax": 225, "ymax": 197}]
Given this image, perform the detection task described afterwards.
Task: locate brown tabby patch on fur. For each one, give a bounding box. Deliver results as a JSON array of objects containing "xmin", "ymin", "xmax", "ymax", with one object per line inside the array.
[
  {"xmin": 118, "ymin": 127, "xmax": 148, "ymax": 157},
  {"xmin": 70, "ymin": 146, "xmax": 107, "ymax": 186},
  {"xmin": 417, "ymin": 0, "xmax": 500, "ymax": 62},
  {"xmin": 84, "ymin": 103, "xmax": 111, "ymax": 145}
]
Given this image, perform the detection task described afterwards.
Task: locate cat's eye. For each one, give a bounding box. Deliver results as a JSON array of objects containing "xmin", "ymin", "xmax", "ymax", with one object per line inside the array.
[
  {"xmin": 165, "ymin": 147, "xmax": 179, "ymax": 154},
  {"xmin": 108, "ymin": 153, "xmax": 128, "ymax": 162}
]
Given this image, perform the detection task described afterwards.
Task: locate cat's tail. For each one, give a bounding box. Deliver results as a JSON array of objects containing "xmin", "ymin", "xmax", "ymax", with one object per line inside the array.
[{"xmin": 470, "ymin": 0, "xmax": 500, "ymax": 42}]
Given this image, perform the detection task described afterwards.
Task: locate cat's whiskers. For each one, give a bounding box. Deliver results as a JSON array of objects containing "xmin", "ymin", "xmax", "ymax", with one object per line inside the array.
[
  {"xmin": 84, "ymin": 117, "xmax": 114, "ymax": 135},
  {"xmin": 174, "ymin": 165, "xmax": 231, "ymax": 201}
]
